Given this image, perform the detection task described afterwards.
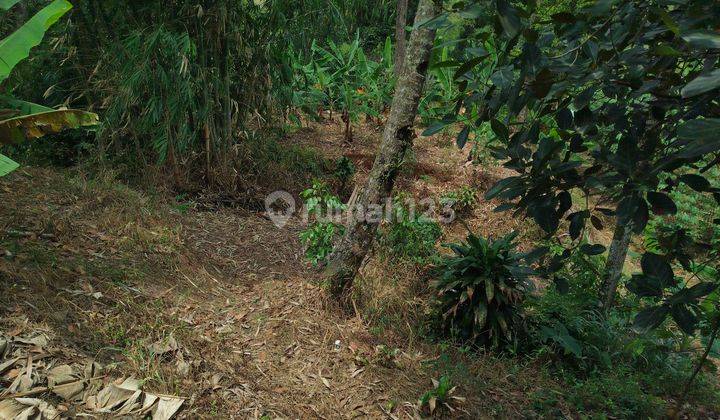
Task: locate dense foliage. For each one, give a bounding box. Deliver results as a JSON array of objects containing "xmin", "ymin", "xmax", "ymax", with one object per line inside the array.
[
  {"xmin": 433, "ymin": 232, "xmax": 532, "ymax": 348},
  {"xmin": 423, "ymin": 0, "xmax": 720, "ymax": 336}
]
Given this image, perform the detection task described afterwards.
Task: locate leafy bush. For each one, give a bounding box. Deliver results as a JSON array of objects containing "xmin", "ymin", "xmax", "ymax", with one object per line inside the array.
[
  {"xmin": 527, "ymin": 251, "xmax": 720, "ymax": 416},
  {"xmin": 644, "ymin": 167, "xmax": 720, "ymax": 269},
  {"xmin": 289, "ymin": 36, "xmax": 395, "ymax": 138},
  {"xmin": 300, "ymin": 222, "xmax": 344, "ymax": 266},
  {"xmin": 433, "ymin": 232, "xmax": 531, "ymax": 348},
  {"xmin": 418, "ymin": 375, "xmax": 459, "ymax": 415},
  {"xmin": 566, "ymin": 372, "xmax": 664, "ymax": 418},
  {"xmin": 528, "ymin": 252, "xmax": 675, "ymax": 369},
  {"xmin": 299, "ymin": 180, "xmax": 346, "ymax": 265},
  {"xmin": 377, "ymin": 198, "xmax": 442, "ymax": 263},
  {"xmin": 333, "ymin": 156, "xmax": 356, "ymax": 195},
  {"xmin": 439, "ymin": 186, "xmax": 477, "ymax": 217}
]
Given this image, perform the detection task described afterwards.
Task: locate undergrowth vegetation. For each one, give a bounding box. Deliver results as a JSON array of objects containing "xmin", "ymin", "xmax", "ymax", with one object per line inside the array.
[
  {"xmin": 377, "ymin": 195, "xmax": 443, "ymax": 263},
  {"xmin": 2, "ymin": 0, "xmax": 720, "ymax": 417},
  {"xmin": 432, "ymin": 232, "xmax": 530, "ymax": 349}
]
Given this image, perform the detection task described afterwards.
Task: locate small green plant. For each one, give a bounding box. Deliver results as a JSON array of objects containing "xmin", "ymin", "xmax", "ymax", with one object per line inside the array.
[
  {"xmin": 377, "ymin": 197, "xmax": 442, "ymax": 263},
  {"xmin": 440, "ymin": 186, "xmax": 477, "ymax": 217},
  {"xmin": 333, "ymin": 156, "xmax": 355, "ymax": 194},
  {"xmin": 433, "ymin": 232, "xmax": 530, "ymax": 348},
  {"xmin": 373, "ymin": 344, "xmax": 400, "ymax": 368},
  {"xmin": 299, "ymin": 222, "xmax": 344, "ymax": 266},
  {"xmin": 172, "ymin": 193, "xmax": 194, "ymax": 214},
  {"xmin": 418, "ymin": 375, "xmax": 460, "ymax": 415},
  {"xmin": 299, "ymin": 180, "xmax": 346, "ymax": 265}
]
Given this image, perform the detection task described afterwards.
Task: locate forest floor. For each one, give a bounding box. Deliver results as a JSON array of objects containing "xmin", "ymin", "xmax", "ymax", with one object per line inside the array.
[{"xmin": 0, "ymin": 121, "xmax": 625, "ymax": 418}]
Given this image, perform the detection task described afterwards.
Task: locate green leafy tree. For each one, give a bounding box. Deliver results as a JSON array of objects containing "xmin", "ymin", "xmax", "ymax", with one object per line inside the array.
[
  {"xmin": 430, "ymin": 0, "xmax": 719, "ymax": 313},
  {"xmin": 429, "ymin": 0, "xmax": 719, "ymax": 399}
]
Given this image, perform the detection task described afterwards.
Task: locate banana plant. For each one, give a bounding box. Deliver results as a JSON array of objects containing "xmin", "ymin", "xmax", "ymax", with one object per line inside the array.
[{"xmin": 0, "ymin": 0, "xmax": 99, "ymax": 177}]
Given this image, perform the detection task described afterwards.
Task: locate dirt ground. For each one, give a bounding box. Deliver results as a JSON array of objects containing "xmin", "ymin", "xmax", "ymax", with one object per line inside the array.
[{"xmin": 0, "ymin": 121, "xmax": 569, "ymax": 418}]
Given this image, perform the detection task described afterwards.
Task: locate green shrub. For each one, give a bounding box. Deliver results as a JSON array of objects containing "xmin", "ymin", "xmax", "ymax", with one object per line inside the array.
[
  {"xmin": 418, "ymin": 375, "xmax": 457, "ymax": 415},
  {"xmin": 377, "ymin": 198, "xmax": 442, "ymax": 263},
  {"xmin": 300, "ymin": 222, "xmax": 344, "ymax": 266},
  {"xmin": 333, "ymin": 156, "xmax": 355, "ymax": 195},
  {"xmin": 299, "ymin": 180, "xmax": 346, "ymax": 265},
  {"xmin": 440, "ymin": 185, "xmax": 477, "ymax": 217},
  {"xmin": 643, "ymin": 167, "xmax": 720, "ymax": 273},
  {"xmin": 527, "ymin": 251, "xmax": 676, "ymax": 371},
  {"xmin": 526, "ymin": 251, "xmax": 720, "ymax": 416},
  {"xmin": 432, "ymin": 232, "xmax": 530, "ymax": 348},
  {"xmin": 5, "ymin": 129, "xmax": 95, "ymax": 168},
  {"xmin": 566, "ymin": 371, "xmax": 665, "ymax": 419}
]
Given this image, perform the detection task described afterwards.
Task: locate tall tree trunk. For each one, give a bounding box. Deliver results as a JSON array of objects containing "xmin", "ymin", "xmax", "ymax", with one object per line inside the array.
[
  {"xmin": 323, "ymin": 0, "xmax": 440, "ymax": 301},
  {"xmin": 394, "ymin": 0, "xmax": 409, "ymax": 77},
  {"xmin": 601, "ymin": 220, "xmax": 633, "ymax": 309}
]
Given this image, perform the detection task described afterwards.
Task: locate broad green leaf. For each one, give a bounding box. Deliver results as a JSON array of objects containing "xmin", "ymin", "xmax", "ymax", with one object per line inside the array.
[
  {"xmin": 0, "ymin": 95, "xmax": 54, "ymax": 115},
  {"xmin": 453, "ymin": 55, "xmax": 488, "ymax": 80},
  {"xmin": 456, "ymin": 125, "xmax": 469, "ymax": 149},
  {"xmin": 490, "ymin": 118, "xmax": 508, "ymax": 141},
  {"xmin": 485, "ymin": 176, "xmax": 520, "ymax": 200},
  {"xmin": 0, "ymin": 0, "xmax": 21, "ymax": 10},
  {"xmin": 657, "ymin": 9, "xmax": 679, "ymax": 35},
  {"xmin": 580, "ymin": 243, "xmax": 606, "ymax": 256},
  {"xmin": 474, "ymin": 304, "xmax": 488, "ymax": 328},
  {"xmin": 641, "ymin": 252, "xmax": 674, "ymax": 284},
  {"xmin": 633, "ymin": 305, "xmax": 670, "ymax": 333},
  {"xmin": 681, "ymin": 69, "xmax": 720, "ymax": 98},
  {"xmin": 383, "ymin": 36, "xmax": 392, "ymax": 67},
  {"xmin": 626, "ymin": 274, "xmax": 663, "ymax": 298},
  {"xmin": 496, "ymin": 0, "xmax": 521, "ymax": 38},
  {"xmin": 682, "ymin": 31, "xmax": 720, "ymax": 49},
  {"xmin": 0, "ymin": 0, "xmax": 73, "ymax": 83},
  {"xmin": 679, "ymin": 174, "xmax": 710, "ymax": 192},
  {"xmin": 422, "ymin": 118, "xmax": 453, "ymax": 136},
  {"xmin": 653, "ymin": 44, "xmax": 681, "ymax": 56},
  {"xmin": 647, "ymin": 191, "xmax": 677, "ymax": 215},
  {"xmin": 670, "ymin": 305, "xmax": 697, "ymax": 335},
  {"xmin": 484, "ymin": 277, "xmax": 495, "ymax": 302},
  {"xmin": 668, "ymin": 282, "xmax": 718, "ymax": 305},
  {"xmin": 0, "ymin": 153, "xmax": 19, "ymax": 177},
  {"xmin": 677, "ymin": 118, "xmax": 720, "ymax": 158},
  {"xmin": 0, "ymin": 109, "xmax": 99, "ymax": 144}
]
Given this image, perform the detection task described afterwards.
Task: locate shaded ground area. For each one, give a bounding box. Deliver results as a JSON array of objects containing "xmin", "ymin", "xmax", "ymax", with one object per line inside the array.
[{"xmin": 0, "ymin": 123, "xmax": 571, "ymax": 418}]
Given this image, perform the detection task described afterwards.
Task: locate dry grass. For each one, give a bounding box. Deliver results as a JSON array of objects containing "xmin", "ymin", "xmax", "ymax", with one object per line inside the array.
[{"xmin": 0, "ymin": 119, "xmax": 578, "ymax": 418}]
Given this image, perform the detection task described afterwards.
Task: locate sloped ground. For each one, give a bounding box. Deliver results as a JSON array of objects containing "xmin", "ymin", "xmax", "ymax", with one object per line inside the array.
[{"xmin": 0, "ymin": 124, "xmax": 569, "ymax": 418}]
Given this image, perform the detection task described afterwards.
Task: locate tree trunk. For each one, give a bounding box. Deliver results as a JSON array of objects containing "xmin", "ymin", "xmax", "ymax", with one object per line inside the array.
[
  {"xmin": 601, "ymin": 220, "xmax": 633, "ymax": 309},
  {"xmin": 393, "ymin": 0, "xmax": 409, "ymax": 77},
  {"xmin": 323, "ymin": 0, "xmax": 440, "ymax": 301}
]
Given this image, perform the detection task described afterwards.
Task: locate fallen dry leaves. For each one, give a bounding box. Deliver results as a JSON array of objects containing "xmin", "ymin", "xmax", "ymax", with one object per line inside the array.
[{"xmin": 0, "ymin": 325, "xmax": 184, "ymax": 419}]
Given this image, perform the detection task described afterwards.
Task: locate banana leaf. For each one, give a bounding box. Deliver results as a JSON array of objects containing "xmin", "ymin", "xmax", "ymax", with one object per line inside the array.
[
  {"xmin": 0, "ymin": 95, "xmax": 54, "ymax": 114},
  {"xmin": 0, "ymin": 109, "xmax": 99, "ymax": 145},
  {"xmin": 0, "ymin": 0, "xmax": 22, "ymax": 10},
  {"xmin": 0, "ymin": 0, "xmax": 73, "ymax": 83},
  {"xmin": 0, "ymin": 152, "xmax": 18, "ymax": 176}
]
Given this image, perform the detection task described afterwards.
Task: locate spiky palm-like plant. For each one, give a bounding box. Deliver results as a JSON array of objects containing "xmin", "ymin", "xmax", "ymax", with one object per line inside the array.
[{"xmin": 433, "ymin": 232, "xmax": 532, "ymax": 348}]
